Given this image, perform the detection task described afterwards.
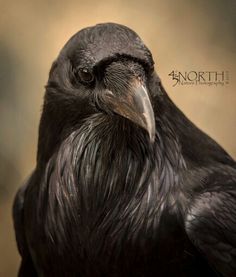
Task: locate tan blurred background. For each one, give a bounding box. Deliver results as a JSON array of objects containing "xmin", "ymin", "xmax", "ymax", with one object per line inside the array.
[{"xmin": 0, "ymin": 0, "xmax": 235, "ymax": 276}]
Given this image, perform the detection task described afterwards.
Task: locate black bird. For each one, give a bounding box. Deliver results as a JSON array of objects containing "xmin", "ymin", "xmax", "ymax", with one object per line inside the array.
[{"xmin": 13, "ymin": 23, "xmax": 236, "ymax": 277}]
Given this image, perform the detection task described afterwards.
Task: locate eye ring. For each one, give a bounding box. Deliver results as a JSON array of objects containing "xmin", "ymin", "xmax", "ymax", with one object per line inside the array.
[{"xmin": 77, "ymin": 68, "xmax": 94, "ymax": 84}]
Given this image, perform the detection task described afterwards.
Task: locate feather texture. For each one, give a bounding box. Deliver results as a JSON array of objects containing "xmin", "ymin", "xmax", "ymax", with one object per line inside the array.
[{"xmin": 13, "ymin": 23, "xmax": 236, "ymax": 277}]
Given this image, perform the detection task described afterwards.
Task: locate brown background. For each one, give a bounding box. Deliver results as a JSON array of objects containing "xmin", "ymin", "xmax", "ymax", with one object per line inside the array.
[{"xmin": 0, "ymin": 0, "xmax": 235, "ymax": 276}]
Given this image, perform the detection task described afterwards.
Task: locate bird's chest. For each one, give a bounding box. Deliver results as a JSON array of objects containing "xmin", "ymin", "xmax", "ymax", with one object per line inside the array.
[
  {"xmin": 26, "ymin": 131, "xmax": 204, "ymax": 276},
  {"xmin": 29, "ymin": 180, "xmax": 191, "ymax": 277},
  {"xmin": 26, "ymin": 168, "xmax": 216, "ymax": 277}
]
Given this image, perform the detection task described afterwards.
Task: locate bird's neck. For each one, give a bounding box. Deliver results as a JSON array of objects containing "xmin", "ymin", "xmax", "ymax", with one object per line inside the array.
[
  {"xmin": 37, "ymin": 112, "xmax": 187, "ymax": 250},
  {"xmin": 44, "ymin": 112, "xmax": 186, "ymax": 210},
  {"xmin": 69, "ymin": 113, "xmax": 157, "ymax": 204}
]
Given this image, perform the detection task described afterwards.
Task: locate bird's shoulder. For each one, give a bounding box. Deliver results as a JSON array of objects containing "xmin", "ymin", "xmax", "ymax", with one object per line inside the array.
[{"xmin": 184, "ymin": 165, "xmax": 236, "ymax": 276}]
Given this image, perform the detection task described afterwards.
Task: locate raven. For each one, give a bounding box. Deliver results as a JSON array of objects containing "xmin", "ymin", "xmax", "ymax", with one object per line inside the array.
[{"xmin": 13, "ymin": 23, "xmax": 236, "ymax": 277}]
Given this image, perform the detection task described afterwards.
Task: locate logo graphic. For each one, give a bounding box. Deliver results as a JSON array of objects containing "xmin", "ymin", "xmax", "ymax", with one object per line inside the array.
[{"xmin": 168, "ymin": 71, "xmax": 229, "ymax": 87}]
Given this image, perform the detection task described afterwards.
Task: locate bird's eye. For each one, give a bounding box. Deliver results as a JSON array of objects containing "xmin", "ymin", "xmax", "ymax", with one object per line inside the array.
[{"xmin": 77, "ymin": 68, "xmax": 94, "ymax": 84}]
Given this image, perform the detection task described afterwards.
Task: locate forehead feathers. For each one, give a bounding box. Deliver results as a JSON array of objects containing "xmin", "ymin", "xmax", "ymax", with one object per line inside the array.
[{"xmin": 58, "ymin": 23, "xmax": 154, "ymax": 69}]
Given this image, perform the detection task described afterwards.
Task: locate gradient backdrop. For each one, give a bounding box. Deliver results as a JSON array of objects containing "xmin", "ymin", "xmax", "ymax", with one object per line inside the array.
[{"xmin": 0, "ymin": 0, "xmax": 235, "ymax": 276}]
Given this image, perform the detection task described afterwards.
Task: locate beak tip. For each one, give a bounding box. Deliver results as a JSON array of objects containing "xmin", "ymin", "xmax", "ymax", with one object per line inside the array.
[
  {"xmin": 147, "ymin": 123, "xmax": 156, "ymax": 143},
  {"xmin": 150, "ymin": 130, "xmax": 156, "ymax": 143},
  {"xmin": 142, "ymin": 108, "xmax": 156, "ymax": 143}
]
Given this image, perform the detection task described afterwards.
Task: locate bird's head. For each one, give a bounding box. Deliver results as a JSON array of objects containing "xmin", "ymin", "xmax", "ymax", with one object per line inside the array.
[{"xmin": 39, "ymin": 23, "xmax": 160, "ymax": 163}]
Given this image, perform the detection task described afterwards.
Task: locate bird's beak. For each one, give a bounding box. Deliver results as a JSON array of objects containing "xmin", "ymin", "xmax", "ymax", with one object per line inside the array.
[{"xmin": 101, "ymin": 80, "xmax": 156, "ymax": 142}]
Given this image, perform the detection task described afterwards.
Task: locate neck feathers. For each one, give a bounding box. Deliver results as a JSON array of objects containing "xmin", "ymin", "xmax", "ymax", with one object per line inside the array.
[{"xmin": 38, "ymin": 113, "xmax": 186, "ymax": 250}]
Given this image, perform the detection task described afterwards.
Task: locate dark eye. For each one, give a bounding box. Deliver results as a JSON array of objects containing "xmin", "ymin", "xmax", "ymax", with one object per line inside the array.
[{"xmin": 77, "ymin": 68, "xmax": 94, "ymax": 84}]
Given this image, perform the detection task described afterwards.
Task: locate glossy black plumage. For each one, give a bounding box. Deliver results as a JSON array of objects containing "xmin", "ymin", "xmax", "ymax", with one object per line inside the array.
[{"xmin": 13, "ymin": 23, "xmax": 236, "ymax": 277}]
